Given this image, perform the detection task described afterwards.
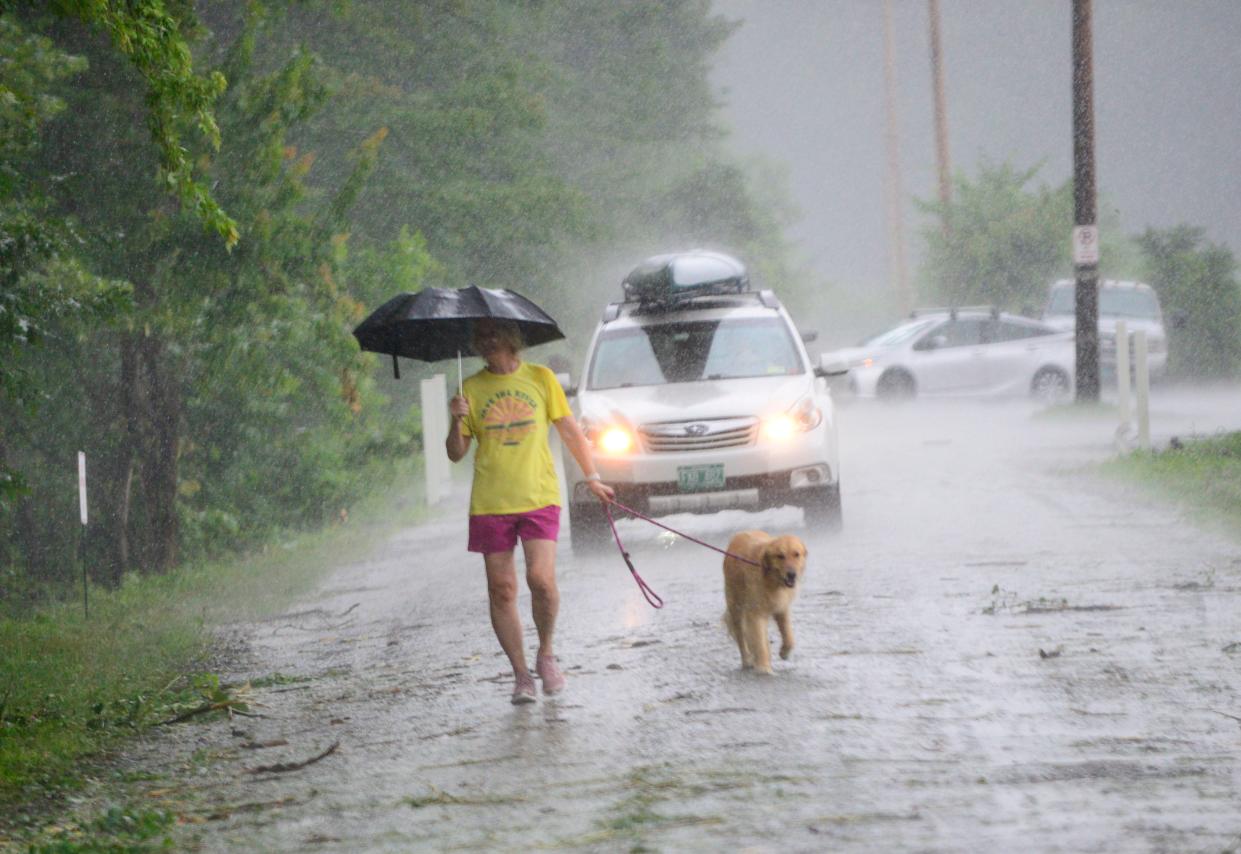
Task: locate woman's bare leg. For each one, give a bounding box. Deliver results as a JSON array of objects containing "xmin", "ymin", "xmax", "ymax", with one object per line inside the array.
[
  {"xmin": 484, "ymin": 551, "xmax": 529, "ymax": 676},
  {"xmin": 522, "ymin": 538, "xmax": 559, "ymax": 658}
]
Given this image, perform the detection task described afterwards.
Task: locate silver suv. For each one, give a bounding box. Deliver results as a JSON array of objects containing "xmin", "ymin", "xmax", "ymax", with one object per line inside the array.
[{"xmin": 563, "ymin": 251, "xmax": 842, "ymax": 551}]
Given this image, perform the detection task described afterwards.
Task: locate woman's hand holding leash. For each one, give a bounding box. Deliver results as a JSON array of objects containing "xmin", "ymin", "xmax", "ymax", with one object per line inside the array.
[
  {"xmin": 585, "ymin": 477, "xmax": 614, "ymax": 504},
  {"xmin": 552, "ymin": 416, "xmax": 615, "ymax": 505}
]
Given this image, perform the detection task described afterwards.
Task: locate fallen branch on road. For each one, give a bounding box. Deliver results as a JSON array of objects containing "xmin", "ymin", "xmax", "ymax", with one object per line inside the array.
[
  {"xmin": 241, "ymin": 738, "xmax": 289, "ymax": 750},
  {"xmin": 204, "ymin": 795, "xmax": 299, "ymax": 821},
  {"xmin": 403, "ymin": 785, "xmax": 525, "ymax": 807},
  {"xmin": 157, "ymin": 701, "xmax": 261, "ymax": 726},
  {"xmin": 247, "ymin": 741, "xmax": 339, "ymax": 774}
]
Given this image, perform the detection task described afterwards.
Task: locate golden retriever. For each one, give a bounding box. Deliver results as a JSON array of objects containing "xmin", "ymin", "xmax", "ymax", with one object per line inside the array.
[{"xmin": 722, "ymin": 531, "xmax": 808, "ymax": 674}]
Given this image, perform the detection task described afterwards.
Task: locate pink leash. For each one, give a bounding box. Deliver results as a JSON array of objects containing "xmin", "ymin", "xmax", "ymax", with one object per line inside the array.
[{"xmin": 603, "ymin": 499, "xmax": 762, "ymax": 609}]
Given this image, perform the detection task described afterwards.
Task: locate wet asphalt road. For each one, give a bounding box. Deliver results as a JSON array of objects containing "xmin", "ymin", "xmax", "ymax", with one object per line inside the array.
[{"xmin": 119, "ymin": 386, "xmax": 1241, "ymax": 852}]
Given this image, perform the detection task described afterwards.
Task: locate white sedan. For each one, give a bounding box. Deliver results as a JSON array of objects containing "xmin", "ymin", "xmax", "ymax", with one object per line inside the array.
[{"xmin": 821, "ymin": 309, "xmax": 1075, "ymax": 401}]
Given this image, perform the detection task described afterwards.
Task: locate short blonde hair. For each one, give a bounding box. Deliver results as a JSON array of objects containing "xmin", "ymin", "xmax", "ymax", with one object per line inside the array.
[{"xmin": 471, "ymin": 319, "xmax": 524, "ymax": 355}]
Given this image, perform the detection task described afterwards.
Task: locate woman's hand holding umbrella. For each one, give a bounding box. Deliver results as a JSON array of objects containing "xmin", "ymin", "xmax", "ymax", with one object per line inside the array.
[{"xmin": 446, "ymin": 393, "xmax": 471, "ymax": 463}]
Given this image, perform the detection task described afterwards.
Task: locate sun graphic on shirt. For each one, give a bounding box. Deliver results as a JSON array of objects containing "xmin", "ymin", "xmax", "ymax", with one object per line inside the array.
[{"xmin": 482, "ymin": 396, "xmax": 537, "ymax": 446}]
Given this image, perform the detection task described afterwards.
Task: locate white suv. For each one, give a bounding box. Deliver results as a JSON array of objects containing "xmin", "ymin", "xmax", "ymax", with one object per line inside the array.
[
  {"xmin": 563, "ymin": 251, "xmax": 841, "ymax": 551},
  {"xmin": 1041, "ymin": 279, "xmax": 1168, "ymax": 379}
]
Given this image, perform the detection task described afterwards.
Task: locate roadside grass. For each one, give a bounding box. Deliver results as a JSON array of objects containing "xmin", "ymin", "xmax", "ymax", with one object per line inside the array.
[
  {"xmin": 0, "ymin": 459, "xmax": 427, "ymax": 841},
  {"xmin": 1099, "ymin": 431, "xmax": 1241, "ymax": 533},
  {"xmin": 23, "ymin": 805, "xmax": 175, "ymax": 853}
]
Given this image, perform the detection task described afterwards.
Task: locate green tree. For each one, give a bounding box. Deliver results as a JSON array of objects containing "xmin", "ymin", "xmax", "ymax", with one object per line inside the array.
[
  {"xmin": 37, "ymin": 0, "xmax": 237, "ymax": 245},
  {"xmin": 2, "ymin": 4, "xmax": 417, "ymax": 584},
  {"xmin": 0, "ymin": 0, "xmax": 236, "ymax": 515},
  {"xmin": 918, "ymin": 162, "xmax": 1074, "ymax": 312},
  {"xmin": 1138, "ymin": 226, "xmax": 1241, "ymax": 379},
  {"xmin": 251, "ymin": 0, "xmax": 801, "ymax": 335},
  {"xmin": 918, "ymin": 160, "xmax": 1142, "ymax": 314},
  {"xmin": 0, "ymin": 13, "xmax": 130, "ymax": 511},
  {"xmin": 242, "ymin": 0, "xmax": 588, "ymax": 289}
]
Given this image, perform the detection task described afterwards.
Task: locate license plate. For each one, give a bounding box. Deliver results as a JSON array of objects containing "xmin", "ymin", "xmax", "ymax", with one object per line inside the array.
[{"xmin": 677, "ymin": 464, "xmax": 725, "ymax": 492}]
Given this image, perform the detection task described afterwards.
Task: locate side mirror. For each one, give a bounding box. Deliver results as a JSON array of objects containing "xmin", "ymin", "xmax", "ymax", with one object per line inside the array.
[
  {"xmin": 815, "ymin": 353, "xmax": 849, "ymax": 377},
  {"xmin": 800, "ymin": 329, "xmax": 819, "ymax": 344},
  {"xmin": 555, "ymin": 372, "xmax": 577, "ymax": 397}
]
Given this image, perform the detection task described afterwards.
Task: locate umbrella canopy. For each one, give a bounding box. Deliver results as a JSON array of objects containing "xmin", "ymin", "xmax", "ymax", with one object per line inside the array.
[{"xmin": 353, "ymin": 286, "xmax": 565, "ymax": 377}]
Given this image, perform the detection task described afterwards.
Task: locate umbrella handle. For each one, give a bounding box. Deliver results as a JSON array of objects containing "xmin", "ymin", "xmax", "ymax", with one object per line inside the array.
[
  {"xmin": 457, "ymin": 351, "xmax": 462, "ymax": 396},
  {"xmin": 392, "ymin": 354, "xmax": 400, "ymax": 380}
]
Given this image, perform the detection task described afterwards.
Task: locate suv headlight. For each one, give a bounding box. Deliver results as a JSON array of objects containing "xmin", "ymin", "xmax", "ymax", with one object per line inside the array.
[
  {"xmin": 580, "ymin": 416, "xmax": 636, "ymax": 455},
  {"xmin": 761, "ymin": 396, "xmax": 822, "ymax": 442},
  {"xmin": 598, "ymin": 426, "xmax": 635, "ymax": 454}
]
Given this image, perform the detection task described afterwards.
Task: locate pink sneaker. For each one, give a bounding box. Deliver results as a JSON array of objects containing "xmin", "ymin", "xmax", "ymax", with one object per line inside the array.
[
  {"xmin": 536, "ymin": 654, "xmax": 566, "ymax": 695},
  {"xmin": 511, "ymin": 672, "xmax": 536, "ymax": 705}
]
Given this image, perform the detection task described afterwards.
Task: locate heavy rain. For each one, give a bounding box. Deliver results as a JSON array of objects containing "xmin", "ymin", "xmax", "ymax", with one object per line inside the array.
[{"xmin": 2, "ymin": 2, "xmax": 1240, "ymax": 852}]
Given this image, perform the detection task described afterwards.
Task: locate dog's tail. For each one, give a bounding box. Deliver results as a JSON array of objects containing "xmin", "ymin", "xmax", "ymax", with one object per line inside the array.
[{"xmin": 722, "ymin": 611, "xmax": 736, "ymax": 640}]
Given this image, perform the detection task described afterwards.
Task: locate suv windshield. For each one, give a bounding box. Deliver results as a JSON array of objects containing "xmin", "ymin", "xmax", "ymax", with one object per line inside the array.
[
  {"xmin": 1047, "ymin": 286, "xmax": 1161, "ymax": 319},
  {"xmin": 588, "ymin": 316, "xmax": 803, "ymax": 389}
]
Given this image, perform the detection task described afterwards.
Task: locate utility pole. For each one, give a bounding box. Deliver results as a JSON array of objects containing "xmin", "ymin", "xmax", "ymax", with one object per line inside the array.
[
  {"xmin": 882, "ymin": 0, "xmax": 912, "ymax": 315},
  {"xmin": 928, "ymin": 0, "xmax": 952, "ymax": 234},
  {"xmin": 1072, "ymin": 0, "xmax": 1100, "ymax": 401}
]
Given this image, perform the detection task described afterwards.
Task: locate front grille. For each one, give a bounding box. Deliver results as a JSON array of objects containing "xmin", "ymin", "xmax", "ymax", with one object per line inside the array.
[{"xmin": 638, "ymin": 416, "xmax": 758, "ymax": 452}]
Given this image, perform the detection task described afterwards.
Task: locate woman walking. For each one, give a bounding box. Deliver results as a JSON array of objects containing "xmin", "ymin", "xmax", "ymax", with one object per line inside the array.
[{"xmin": 446, "ymin": 318, "xmax": 613, "ymax": 704}]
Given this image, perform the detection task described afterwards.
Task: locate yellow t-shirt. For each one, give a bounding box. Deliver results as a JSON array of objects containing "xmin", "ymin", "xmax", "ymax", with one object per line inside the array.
[{"xmin": 460, "ymin": 362, "xmax": 571, "ymax": 516}]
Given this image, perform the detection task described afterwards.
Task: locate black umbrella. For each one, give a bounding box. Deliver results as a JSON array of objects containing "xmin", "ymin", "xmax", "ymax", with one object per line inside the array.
[{"xmin": 352, "ymin": 286, "xmax": 566, "ymax": 381}]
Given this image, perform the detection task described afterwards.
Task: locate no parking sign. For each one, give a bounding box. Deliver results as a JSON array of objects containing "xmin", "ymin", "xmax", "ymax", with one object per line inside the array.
[{"xmin": 1073, "ymin": 225, "xmax": 1099, "ymax": 266}]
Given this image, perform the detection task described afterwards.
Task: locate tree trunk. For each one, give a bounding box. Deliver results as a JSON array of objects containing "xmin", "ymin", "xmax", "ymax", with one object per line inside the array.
[
  {"xmin": 138, "ymin": 332, "xmax": 181, "ymax": 573},
  {"xmin": 86, "ymin": 448, "xmax": 134, "ymax": 587},
  {"xmin": 115, "ymin": 333, "xmax": 140, "ymax": 578}
]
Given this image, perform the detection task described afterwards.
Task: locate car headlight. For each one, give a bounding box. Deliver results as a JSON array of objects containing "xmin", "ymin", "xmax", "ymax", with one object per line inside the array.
[
  {"xmin": 598, "ymin": 426, "xmax": 635, "ymax": 454},
  {"xmin": 761, "ymin": 414, "xmax": 797, "ymax": 442},
  {"xmin": 761, "ymin": 396, "xmax": 822, "ymax": 442},
  {"xmin": 581, "ymin": 416, "xmax": 636, "ymax": 455}
]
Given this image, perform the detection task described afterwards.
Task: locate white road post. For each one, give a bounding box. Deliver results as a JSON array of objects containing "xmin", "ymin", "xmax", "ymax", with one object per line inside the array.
[
  {"xmin": 420, "ymin": 373, "xmax": 451, "ymax": 504},
  {"xmin": 1115, "ymin": 320, "xmax": 1131, "ymax": 429},
  {"xmin": 1134, "ymin": 330, "xmax": 1151, "ymax": 450},
  {"xmin": 78, "ymin": 451, "xmax": 88, "ymax": 618},
  {"xmin": 78, "ymin": 451, "xmax": 88, "ymax": 525}
]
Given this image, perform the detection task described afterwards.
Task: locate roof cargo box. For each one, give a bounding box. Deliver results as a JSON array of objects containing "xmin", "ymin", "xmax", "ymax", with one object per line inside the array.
[{"xmin": 622, "ymin": 250, "xmax": 749, "ymax": 303}]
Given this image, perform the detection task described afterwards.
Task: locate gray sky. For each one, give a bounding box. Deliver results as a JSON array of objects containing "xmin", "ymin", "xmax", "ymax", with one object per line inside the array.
[{"xmin": 711, "ymin": 1, "xmax": 1241, "ymax": 307}]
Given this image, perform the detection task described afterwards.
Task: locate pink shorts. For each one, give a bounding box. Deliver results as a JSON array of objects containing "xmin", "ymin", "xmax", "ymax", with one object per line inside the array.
[{"xmin": 468, "ymin": 505, "xmax": 561, "ymax": 554}]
